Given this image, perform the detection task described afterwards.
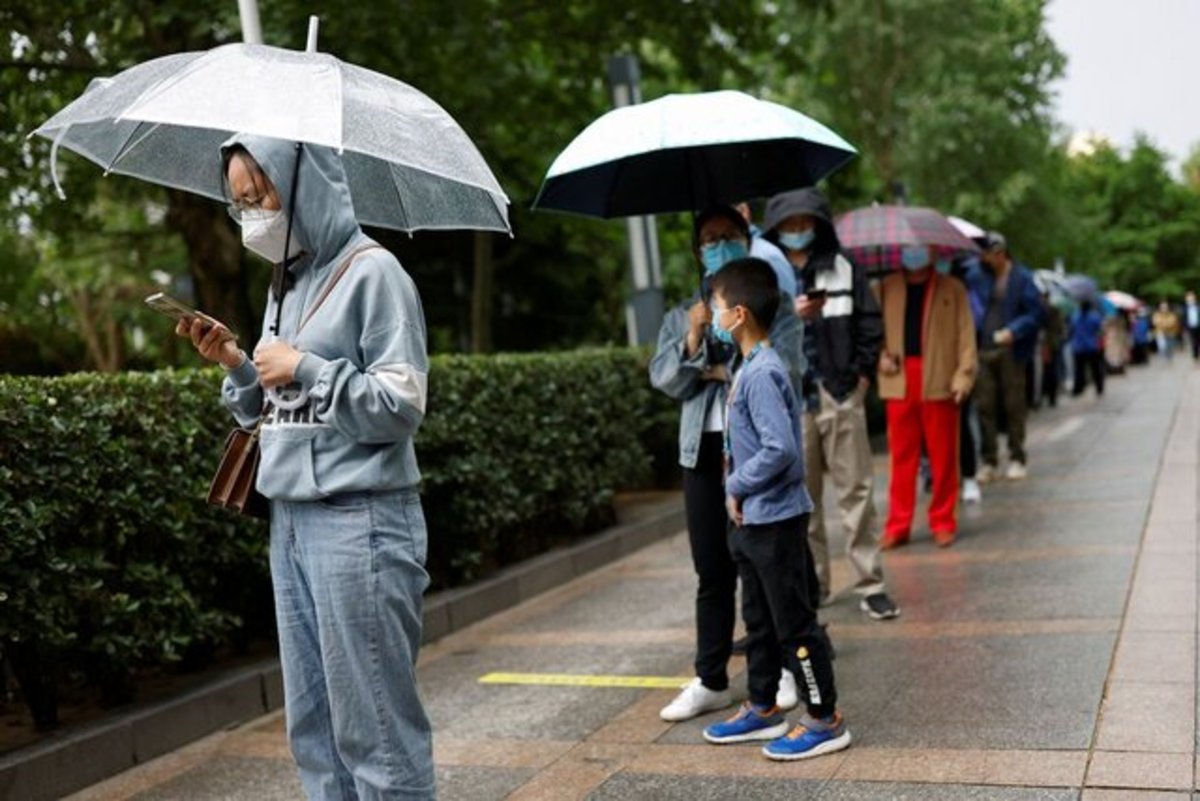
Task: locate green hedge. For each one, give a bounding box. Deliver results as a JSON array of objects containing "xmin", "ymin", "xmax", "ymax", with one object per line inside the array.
[{"xmin": 0, "ymin": 348, "xmax": 676, "ymax": 727}]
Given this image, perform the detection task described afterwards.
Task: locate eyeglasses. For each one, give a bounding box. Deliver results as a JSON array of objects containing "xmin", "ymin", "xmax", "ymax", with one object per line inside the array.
[
  {"xmin": 699, "ymin": 234, "xmax": 746, "ymax": 248},
  {"xmin": 226, "ymin": 196, "xmax": 268, "ymax": 223}
]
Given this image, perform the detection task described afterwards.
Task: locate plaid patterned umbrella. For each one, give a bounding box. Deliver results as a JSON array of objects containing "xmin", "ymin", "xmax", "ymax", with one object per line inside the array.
[{"xmin": 835, "ymin": 205, "xmax": 979, "ymax": 274}]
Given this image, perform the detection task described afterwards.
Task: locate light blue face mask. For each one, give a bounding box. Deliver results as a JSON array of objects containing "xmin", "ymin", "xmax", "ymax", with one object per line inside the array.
[
  {"xmin": 710, "ymin": 303, "xmax": 737, "ymax": 345},
  {"xmin": 935, "ymin": 259, "xmax": 952, "ymax": 275},
  {"xmin": 778, "ymin": 230, "xmax": 815, "ymax": 252},
  {"xmin": 700, "ymin": 240, "xmax": 749, "ymax": 275},
  {"xmin": 901, "ymin": 246, "xmax": 931, "ymax": 271}
]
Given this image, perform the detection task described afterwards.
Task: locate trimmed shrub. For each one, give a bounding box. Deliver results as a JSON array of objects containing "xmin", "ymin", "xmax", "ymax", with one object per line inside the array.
[{"xmin": 0, "ymin": 348, "xmax": 676, "ymax": 727}]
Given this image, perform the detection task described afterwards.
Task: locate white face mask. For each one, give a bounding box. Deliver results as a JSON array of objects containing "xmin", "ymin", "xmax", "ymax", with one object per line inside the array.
[{"xmin": 240, "ymin": 208, "xmax": 303, "ymax": 263}]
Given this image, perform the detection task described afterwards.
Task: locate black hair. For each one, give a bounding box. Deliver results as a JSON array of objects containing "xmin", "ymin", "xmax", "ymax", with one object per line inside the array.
[
  {"xmin": 708, "ymin": 257, "xmax": 780, "ymax": 331},
  {"xmin": 1080, "ymin": 299, "xmax": 1094, "ymax": 313},
  {"xmin": 220, "ymin": 144, "xmax": 266, "ymax": 201},
  {"xmin": 692, "ymin": 205, "xmax": 750, "ymax": 253}
]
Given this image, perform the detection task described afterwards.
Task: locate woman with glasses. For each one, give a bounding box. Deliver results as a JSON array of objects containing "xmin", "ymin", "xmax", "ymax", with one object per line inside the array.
[
  {"xmin": 176, "ymin": 136, "xmax": 436, "ymax": 800},
  {"xmin": 650, "ymin": 205, "xmax": 806, "ymax": 724}
]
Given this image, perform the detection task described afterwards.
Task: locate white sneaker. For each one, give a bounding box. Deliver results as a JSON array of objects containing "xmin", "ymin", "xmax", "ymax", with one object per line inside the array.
[
  {"xmin": 1005, "ymin": 461, "xmax": 1028, "ymax": 481},
  {"xmin": 776, "ymin": 669, "xmax": 799, "ymax": 711},
  {"xmin": 961, "ymin": 478, "xmax": 982, "ymax": 504},
  {"xmin": 660, "ymin": 677, "xmax": 733, "ymax": 722},
  {"xmin": 976, "ymin": 464, "xmax": 996, "ymax": 484}
]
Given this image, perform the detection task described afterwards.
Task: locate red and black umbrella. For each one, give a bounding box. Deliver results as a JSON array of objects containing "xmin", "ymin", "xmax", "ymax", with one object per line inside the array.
[{"xmin": 836, "ymin": 205, "xmax": 979, "ymax": 275}]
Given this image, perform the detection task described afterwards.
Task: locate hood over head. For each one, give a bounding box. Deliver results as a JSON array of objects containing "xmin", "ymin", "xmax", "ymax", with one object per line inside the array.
[
  {"xmin": 221, "ymin": 133, "xmax": 362, "ymax": 274},
  {"xmin": 762, "ymin": 187, "xmax": 840, "ymax": 259}
]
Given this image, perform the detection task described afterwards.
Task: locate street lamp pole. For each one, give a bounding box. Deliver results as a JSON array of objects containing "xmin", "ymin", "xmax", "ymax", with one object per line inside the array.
[{"xmin": 608, "ymin": 54, "xmax": 663, "ymax": 347}]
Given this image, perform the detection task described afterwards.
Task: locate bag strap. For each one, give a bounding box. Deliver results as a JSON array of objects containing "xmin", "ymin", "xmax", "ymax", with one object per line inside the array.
[{"xmin": 296, "ymin": 244, "xmax": 383, "ymax": 335}]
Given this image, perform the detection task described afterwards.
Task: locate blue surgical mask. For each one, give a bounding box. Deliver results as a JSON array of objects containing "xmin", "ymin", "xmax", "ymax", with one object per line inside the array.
[
  {"xmin": 778, "ymin": 230, "xmax": 815, "ymax": 252},
  {"xmin": 901, "ymin": 246, "xmax": 931, "ymax": 271},
  {"xmin": 935, "ymin": 259, "xmax": 952, "ymax": 275},
  {"xmin": 710, "ymin": 303, "xmax": 737, "ymax": 345},
  {"xmin": 700, "ymin": 240, "xmax": 749, "ymax": 275}
]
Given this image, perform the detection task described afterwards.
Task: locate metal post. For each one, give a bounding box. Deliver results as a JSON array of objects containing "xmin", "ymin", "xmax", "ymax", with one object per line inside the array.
[
  {"xmin": 236, "ymin": 0, "xmax": 263, "ymax": 44},
  {"xmin": 305, "ymin": 16, "xmax": 320, "ymax": 52},
  {"xmin": 608, "ymin": 54, "xmax": 663, "ymax": 347}
]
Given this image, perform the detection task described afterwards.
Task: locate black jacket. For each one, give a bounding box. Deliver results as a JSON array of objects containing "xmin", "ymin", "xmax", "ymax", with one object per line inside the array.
[{"xmin": 763, "ymin": 188, "xmax": 883, "ymax": 403}]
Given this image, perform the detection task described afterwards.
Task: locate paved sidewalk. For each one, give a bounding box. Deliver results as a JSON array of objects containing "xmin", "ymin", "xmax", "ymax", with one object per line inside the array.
[{"xmin": 70, "ymin": 363, "xmax": 1200, "ymax": 800}]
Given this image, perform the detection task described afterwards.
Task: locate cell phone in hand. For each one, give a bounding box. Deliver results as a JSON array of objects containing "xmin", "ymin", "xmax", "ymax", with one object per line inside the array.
[
  {"xmin": 805, "ymin": 288, "xmax": 828, "ymax": 301},
  {"xmin": 145, "ymin": 292, "xmax": 237, "ymax": 342}
]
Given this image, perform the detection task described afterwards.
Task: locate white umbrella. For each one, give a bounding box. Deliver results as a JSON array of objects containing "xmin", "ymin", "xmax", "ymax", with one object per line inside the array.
[
  {"xmin": 948, "ymin": 215, "xmax": 987, "ymax": 241},
  {"xmin": 31, "ymin": 20, "xmax": 510, "ymax": 234},
  {"xmin": 532, "ymin": 90, "xmax": 856, "ymax": 218},
  {"xmin": 1105, "ymin": 290, "xmax": 1142, "ymax": 310}
]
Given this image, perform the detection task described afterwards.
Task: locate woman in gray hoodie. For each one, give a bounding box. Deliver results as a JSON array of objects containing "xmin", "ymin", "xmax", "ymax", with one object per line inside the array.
[{"xmin": 179, "ymin": 136, "xmax": 434, "ymax": 800}]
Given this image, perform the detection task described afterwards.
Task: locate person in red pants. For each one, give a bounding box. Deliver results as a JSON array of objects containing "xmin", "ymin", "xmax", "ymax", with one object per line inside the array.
[{"xmin": 877, "ymin": 247, "xmax": 978, "ymax": 548}]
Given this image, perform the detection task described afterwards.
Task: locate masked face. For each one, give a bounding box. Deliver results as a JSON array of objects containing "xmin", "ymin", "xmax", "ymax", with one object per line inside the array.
[
  {"xmin": 710, "ymin": 302, "xmax": 740, "ymax": 345},
  {"xmin": 901, "ymin": 246, "xmax": 931, "ymax": 271},
  {"xmin": 700, "ymin": 240, "xmax": 749, "ymax": 275},
  {"xmin": 778, "ymin": 229, "xmax": 816, "ymax": 252},
  {"xmin": 240, "ymin": 208, "xmax": 304, "ymax": 263}
]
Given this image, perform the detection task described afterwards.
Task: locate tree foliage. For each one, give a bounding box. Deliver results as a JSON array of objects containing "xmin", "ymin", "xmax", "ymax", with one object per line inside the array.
[{"xmin": 4, "ymin": 0, "xmax": 1200, "ymax": 372}]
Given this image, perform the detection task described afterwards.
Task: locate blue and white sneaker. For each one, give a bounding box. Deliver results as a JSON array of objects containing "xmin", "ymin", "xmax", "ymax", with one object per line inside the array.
[
  {"xmin": 703, "ymin": 703, "xmax": 789, "ymax": 744},
  {"xmin": 762, "ymin": 711, "xmax": 852, "ymax": 761}
]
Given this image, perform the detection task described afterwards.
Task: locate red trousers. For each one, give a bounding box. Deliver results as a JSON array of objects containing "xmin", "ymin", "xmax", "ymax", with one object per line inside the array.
[{"xmin": 885, "ymin": 357, "xmax": 960, "ymax": 539}]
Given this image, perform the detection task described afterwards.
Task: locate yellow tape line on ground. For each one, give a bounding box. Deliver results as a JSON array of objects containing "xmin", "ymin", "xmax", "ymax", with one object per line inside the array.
[{"xmin": 478, "ymin": 672, "xmax": 691, "ymax": 689}]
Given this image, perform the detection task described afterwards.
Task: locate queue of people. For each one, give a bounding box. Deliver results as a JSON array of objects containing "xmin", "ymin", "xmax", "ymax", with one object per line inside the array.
[{"xmin": 647, "ymin": 187, "xmax": 1189, "ymax": 766}]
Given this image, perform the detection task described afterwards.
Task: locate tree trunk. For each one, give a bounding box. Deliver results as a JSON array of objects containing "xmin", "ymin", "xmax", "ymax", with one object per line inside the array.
[
  {"xmin": 164, "ymin": 190, "xmax": 255, "ymax": 339},
  {"xmin": 470, "ymin": 232, "xmax": 494, "ymax": 354}
]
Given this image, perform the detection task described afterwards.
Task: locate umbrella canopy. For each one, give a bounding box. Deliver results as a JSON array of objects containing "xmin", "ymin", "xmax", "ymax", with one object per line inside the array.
[
  {"xmin": 532, "ymin": 90, "xmax": 856, "ymax": 218},
  {"xmin": 1105, "ymin": 289, "xmax": 1142, "ymax": 310},
  {"xmin": 948, "ymin": 215, "xmax": 987, "ymax": 242},
  {"xmin": 31, "ymin": 41, "xmax": 510, "ymax": 234},
  {"xmin": 1063, "ymin": 274, "xmax": 1099, "ymax": 302},
  {"xmin": 835, "ymin": 205, "xmax": 980, "ymax": 273}
]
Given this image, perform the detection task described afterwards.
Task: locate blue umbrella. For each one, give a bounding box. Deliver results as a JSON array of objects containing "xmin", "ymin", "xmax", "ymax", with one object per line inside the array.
[
  {"xmin": 1063, "ymin": 274, "xmax": 1099, "ymax": 302},
  {"xmin": 532, "ymin": 90, "xmax": 856, "ymax": 218}
]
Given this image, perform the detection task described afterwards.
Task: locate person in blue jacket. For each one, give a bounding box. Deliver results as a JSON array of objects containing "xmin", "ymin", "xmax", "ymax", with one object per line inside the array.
[
  {"xmin": 965, "ymin": 232, "xmax": 1045, "ymax": 482},
  {"xmin": 1069, "ymin": 299, "xmax": 1106, "ymax": 396},
  {"xmin": 649, "ymin": 206, "xmax": 804, "ymax": 723}
]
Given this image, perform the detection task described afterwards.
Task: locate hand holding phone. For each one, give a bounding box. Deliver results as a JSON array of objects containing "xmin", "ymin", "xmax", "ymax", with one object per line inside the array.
[
  {"xmin": 795, "ymin": 289, "xmax": 827, "ymax": 321},
  {"xmin": 146, "ymin": 292, "xmax": 237, "ymax": 343}
]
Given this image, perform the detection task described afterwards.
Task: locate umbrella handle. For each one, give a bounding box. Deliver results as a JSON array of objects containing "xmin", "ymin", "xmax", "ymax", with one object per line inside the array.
[{"xmin": 271, "ymin": 142, "xmax": 305, "ymax": 336}]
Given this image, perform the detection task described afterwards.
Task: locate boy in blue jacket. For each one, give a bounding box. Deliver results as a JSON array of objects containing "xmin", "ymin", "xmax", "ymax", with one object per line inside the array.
[{"xmin": 702, "ymin": 257, "xmax": 851, "ymax": 762}]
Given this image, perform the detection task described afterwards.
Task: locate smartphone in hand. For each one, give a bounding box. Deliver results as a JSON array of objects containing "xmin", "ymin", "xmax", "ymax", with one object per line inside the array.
[{"xmin": 145, "ymin": 292, "xmax": 237, "ymax": 342}]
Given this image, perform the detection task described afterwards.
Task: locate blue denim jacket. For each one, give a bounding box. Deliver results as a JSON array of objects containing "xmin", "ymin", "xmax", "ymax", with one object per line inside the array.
[
  {"xmin": 649, "ymin": 291, "xmax": 804, "ymax": 469},
  {"xmin": 725, "ymin": 347, "xmax": 813, "ymax": 525}
]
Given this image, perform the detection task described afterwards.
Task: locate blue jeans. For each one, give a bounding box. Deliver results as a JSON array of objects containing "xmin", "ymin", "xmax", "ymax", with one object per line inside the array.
[{"xmin": 270, "ymin": 489, "xmax": 435, "ymax": 800}]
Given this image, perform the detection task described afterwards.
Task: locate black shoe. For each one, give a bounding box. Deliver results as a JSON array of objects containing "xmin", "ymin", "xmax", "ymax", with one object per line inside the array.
[
  {"xmin": 860, "ymin": 592, "xmax": 901, "ymax": 621},
  {"xmin": 731, "ymin": 635, "xmax": 749, "ymax": 655}
]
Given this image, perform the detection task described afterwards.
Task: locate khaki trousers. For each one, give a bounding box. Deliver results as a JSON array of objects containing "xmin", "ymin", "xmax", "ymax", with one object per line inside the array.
[{"xmin": 805, "ymin": 385, "xmax": 884, "ymax": 599}]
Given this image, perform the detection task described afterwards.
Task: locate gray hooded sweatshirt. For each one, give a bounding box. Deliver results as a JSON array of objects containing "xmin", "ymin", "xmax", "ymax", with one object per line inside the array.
[{"xmin": 220, "ymin": 135, "xmax": 428, "ymax": 501}]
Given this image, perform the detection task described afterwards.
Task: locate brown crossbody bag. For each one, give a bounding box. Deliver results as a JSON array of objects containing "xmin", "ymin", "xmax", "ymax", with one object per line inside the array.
[{"xmin": 207, "ymin": 244, "xmax": 382, "ymax": 518}]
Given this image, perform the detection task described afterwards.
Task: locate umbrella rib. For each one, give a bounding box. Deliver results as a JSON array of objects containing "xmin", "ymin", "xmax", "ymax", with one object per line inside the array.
[
  {"xmin": 387, "ymin": 162, "xmax": 412, "ymax": 234},
  {"xmin": 104, "ymin": 121, "xmax": 163, "ymax": 175}
]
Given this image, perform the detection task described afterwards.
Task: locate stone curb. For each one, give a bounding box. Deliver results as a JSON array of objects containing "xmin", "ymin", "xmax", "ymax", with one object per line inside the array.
[{"xmin": 0, "ymin": 497, "xmax": 684, "ymax": 801}]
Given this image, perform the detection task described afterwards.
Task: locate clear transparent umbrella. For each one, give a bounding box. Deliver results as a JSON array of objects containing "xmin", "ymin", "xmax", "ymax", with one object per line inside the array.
[{"xmin": 30, "ymin": 26, "xmax": 510, "ymax": 234}]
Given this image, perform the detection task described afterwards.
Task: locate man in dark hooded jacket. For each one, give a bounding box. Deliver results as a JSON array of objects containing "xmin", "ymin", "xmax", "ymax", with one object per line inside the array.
[{"xmin": 763, "ymin": 189, "xmax": 898, "ymax": 621}]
